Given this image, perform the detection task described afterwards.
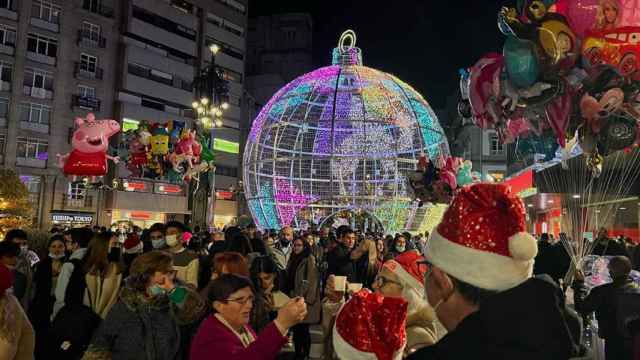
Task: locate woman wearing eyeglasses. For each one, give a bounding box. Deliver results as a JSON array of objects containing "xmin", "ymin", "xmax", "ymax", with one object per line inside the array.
[
  {"xmin": 83, "ymin": 251, "xmax": 207, "ymax": 360},
  {"xmin": 190, "ymin": 274, "xmax": 308, "ymax": 360}
]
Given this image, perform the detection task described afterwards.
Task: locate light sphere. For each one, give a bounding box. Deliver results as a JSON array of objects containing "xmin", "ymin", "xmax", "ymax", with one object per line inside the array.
[{"xmin": 243, "ymin": 31, "xmax": 450, "ymax": 233}]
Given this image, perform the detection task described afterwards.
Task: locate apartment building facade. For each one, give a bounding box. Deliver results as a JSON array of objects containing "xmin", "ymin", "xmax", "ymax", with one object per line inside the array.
[{"xmin": 0, "ymin": 0, "xmax": 248, "ymax": 230}]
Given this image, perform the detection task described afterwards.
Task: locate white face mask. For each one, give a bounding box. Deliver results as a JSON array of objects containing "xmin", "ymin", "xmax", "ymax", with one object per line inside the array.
[
  {"xmin": 49, "ymin": 253, "xmax": 65, "ymax": 260},
  {"xmin": 395, "ymin": 245, "xmax": 406, "ymax": 253},
  {"xmin": 165, "ymin": 234, "xmax": 180, "ymax": 247}
]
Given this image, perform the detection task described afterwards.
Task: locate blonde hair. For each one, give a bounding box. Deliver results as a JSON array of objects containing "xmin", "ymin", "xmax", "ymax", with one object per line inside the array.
[
  {"xmin": 0, "ymin": 294, "xmax": 18, "ymax": 343},
  {"xmin": 595, "ymin": 0, "xmax": 621, "ymax": 30}
]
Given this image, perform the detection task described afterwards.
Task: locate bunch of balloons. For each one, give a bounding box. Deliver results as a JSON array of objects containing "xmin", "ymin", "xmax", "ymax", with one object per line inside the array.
[
  {"xmin": 408, "ymin": 154, "xmax": 481, "ymax": 204},
  {"xmin": 120, "ymin": 120, "xmax": 215, "ymax": 184},
  {"xmin": 463, "ymin": 0, "xmax": 640, "ymax": 175}
]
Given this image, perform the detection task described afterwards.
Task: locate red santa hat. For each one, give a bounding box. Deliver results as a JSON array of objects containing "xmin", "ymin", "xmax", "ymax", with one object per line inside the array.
[
  {"xmin": 383, "ymin": 251, "xmax": 427, "ymax": 293},
  {"xmin": 426, "ymin": 183, "xmax": 537, "ymax": 291},
  {"xmin": 333, "ymin": 290, "xmax": 408, "ymax": 360},
  {"xmin": 123, "ymin": 233, "xmax": 142, "ymax": 254}
]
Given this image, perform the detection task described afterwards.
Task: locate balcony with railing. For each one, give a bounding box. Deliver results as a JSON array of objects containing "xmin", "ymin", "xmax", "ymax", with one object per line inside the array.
[
  {"xmin": 82, "ymin": 2, "xmax": 114, "ymax": 18},
  {"xmin": 77, "ymin": 30, "xmax": 106, "ymax": 48},
  {"xmin": 26, "ymin": 51, "xmax": 56, "ymax": 66},
  {"xmin": 0, "ymin": 42, "xmax": 14, "ymax": 56},
  {"xmin": 23, "ymin": 86, "xmax": 53, "ymax": 99},
  {"xmin": 74, "ymin": 62, "xmax": 104, "ymax": 80},
  {"xmin": 72, "ymin": 94, "xmax": 101, "ymax": 111},
  {"xmin": 30, "ymin": 17, "xmax": 59, "ymax": 33}
]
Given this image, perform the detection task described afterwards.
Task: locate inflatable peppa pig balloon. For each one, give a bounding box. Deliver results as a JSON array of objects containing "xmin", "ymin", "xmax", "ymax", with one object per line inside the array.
[{"xmin": 57, "ymin": 113, "xmax": 120, "ymax": 181}]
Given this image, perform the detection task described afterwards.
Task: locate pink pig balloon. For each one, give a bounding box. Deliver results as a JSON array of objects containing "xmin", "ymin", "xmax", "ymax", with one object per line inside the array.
[{"xmin": 57, "ymin": 113, "xmax": 120, "ymax": 179}]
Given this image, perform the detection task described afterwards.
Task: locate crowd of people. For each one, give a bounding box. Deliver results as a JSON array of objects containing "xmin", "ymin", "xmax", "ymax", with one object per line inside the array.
[{"xmin": 0, "ymin": 184, "xmax": 638, "ymax": 359}]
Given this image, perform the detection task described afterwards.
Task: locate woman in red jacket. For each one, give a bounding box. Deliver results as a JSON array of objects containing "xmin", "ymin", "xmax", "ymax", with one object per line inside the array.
[{"xmin": 190, "ymin": 273, "xmax": 307, "ymax": 360}]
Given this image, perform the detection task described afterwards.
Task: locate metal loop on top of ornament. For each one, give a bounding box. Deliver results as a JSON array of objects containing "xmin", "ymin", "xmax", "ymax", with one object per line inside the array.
[{"xmin": 333, "ymin": 29, "xmax": 363, "ymax": 66}]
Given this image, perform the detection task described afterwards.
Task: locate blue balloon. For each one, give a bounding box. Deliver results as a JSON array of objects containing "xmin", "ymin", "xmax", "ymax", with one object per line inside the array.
[{"xmin": 503, "ymin": 36, "xmax": 540, "ymax": 89}]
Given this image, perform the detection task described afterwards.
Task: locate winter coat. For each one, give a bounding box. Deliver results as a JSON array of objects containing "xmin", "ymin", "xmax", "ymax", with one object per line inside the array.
[
  {"xmin": 190, "ymin": 314, "xmax": 288, "ymax": 360},
  {"xmin": 286, "ymin": 256, "xmax": 321, "ymax": 324},
  {"xmin": 0, "ymin": 293, "xmax": 35, "ymax": 360},
  {"xmin": 14, "ymin": 252, "xmax": 34, "ymax": 311},
  {"xmin": 171, "ymin": 249, "xmax": 199, "ymax": 288},
  {"xmin": 592, "ymin": 239, "xmax": 629, "ymax": 257},
  {"xmin": 52, "ymin": 247, "xmax": 88, "ymax": 319},
  {"xmin": 405, "ymin": 303, "xmax": 440, "ymax": 354},
  {"xmin": 573, "ymin": 276, "xmax": 640, "ymax": 340},
  {"xmin": 82, "ymin": 279, "xmax": 206, "ymax": 360},
  {"xmin": 84, "ymin": 263, "xmax": 122, "ymax": 319},
  {"xmin": 326, "ymin": 244, "xmax": 357, "ymax": 282},
  {"xmin": 407, "ymin": 277, "xmax": 582, "ymax": 360},
  {"xmin": 270, "ymin": 241, "xmax": 292, "ymax": 271}
]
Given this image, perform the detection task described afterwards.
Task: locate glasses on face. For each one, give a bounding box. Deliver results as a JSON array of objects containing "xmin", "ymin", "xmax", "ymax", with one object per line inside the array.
[
  {"xmin": 374, "ymin": 275, "xmax": 402, "ymax": 288},
  {"xmin": 225, "ymin": 295, "xmax": 255, "ymax": 306}
]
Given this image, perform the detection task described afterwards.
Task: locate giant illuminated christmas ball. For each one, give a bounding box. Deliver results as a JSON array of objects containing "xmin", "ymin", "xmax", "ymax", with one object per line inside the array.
[{"xmin": 243, "ymin": 31, "xmax": 450, "ymax": 232}]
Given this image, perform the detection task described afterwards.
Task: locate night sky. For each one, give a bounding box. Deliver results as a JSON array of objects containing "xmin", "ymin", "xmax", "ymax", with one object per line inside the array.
[{"xmin": 250, "ymin": 0, "xmax": 512, "ymax": 109}]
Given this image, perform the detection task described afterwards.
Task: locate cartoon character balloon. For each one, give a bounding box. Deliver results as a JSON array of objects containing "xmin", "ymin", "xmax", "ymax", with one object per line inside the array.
[{"xmin": 57, "ymin": 113, "xmax": 120, "ymax": 181}]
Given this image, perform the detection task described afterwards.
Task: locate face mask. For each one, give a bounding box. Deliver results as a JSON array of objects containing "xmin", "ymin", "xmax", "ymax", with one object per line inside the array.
[
  {"xmin": 280, "ymin": 239, "xmax": 290, "ymax": 247},
  {"xmin": 20, "ymin": 245, "xmax": 28, "ymax": 254},
  {"xmin": 165, "ymin": 234, "xmax": 179, "ymax": 247},
  {"xmin": 148, "ymin": 284, "xmax": 166, "ymax": 297},
  {"xmin": 151, "ymin": 238, "xmax": 166, "ymax": 249},
  {"xmin": 49, "ymin": 253, "xmax": 65, "ymax": 260},
  {"xmin": 395, "ymin": 245, "xmax": 406, "ymax": 253}
]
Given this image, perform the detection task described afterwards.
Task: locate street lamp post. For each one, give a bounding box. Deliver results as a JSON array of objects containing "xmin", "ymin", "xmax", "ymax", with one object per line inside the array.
[{"xmin": 190, "ymin": 44, "xmax": 229, "ymax": 231}]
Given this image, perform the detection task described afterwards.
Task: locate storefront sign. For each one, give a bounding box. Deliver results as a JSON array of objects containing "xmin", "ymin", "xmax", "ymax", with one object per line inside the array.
[
  {"xmin": 51, "ymin": 212, "xmax": 94, "ymax": 223},
  {"xmin": 130, "ymin": 211, "xmax": 152, "ymax": 219},
  {"xmin": 154, "ymin": 183, "xmax": 184, "ymax": 195},
  {"xmin": 503, "ymin": 169, "xmax": 537, "ymax": 198},
  {"xmin": 216, "ymin": 190, "xmax": 234, "ymax": 200},
  {"xmin": 213, "ymin": 138, "xmax": 239, "ymax": 154},
  {"xmin": 122, "ymin": 180, "xmax": 152, "ymax": 193}
]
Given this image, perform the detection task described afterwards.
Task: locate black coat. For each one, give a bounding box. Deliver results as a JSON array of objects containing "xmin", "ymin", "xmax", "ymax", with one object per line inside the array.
[
  {"xmin": 408, "ymin": 277, "xmax": 582, "ymax": 360},
  {"xmin": 30, "ymin": 257, "xmax": 58, "ymax": 330},
  {"xmin": 326, "ymin": 243, "xmax": 357, "ymax": 283},
  {"xmin": 592, "ymin": 239, "xmax": 629, "ymax": 257}
]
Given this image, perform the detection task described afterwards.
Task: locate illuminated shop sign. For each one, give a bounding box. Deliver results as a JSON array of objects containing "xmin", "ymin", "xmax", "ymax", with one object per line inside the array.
[
  {"xmin": 213, "ymin": 138, "xmax": 239, "ymax": 154},
  {"xmin": 51, "ymin": 213, "xmax": 94, "ymax": 223}
]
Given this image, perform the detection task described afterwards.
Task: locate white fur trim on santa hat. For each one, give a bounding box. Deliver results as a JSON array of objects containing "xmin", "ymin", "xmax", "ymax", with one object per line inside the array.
[
  {"xmin": 425, "ymin": 229, "xmax": 534, "ymax": 292},
  {"xmin": 385, "ymin": 260, "xmax": 424, "ymax": 293},
  {"xmin": 332, "ymin": 303, "xmax": 405, "ymax": 360}
]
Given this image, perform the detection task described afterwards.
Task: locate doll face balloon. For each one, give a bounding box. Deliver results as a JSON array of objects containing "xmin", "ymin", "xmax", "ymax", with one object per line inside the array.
[{"xmin": 72, "ymin": 113, "xmax": 120, "ymax": 153}]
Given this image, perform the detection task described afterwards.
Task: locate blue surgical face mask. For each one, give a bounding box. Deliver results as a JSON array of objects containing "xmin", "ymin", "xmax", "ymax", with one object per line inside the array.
[
  {"xmin": 151, "ymin": 238, "xmax": 166, "ymax": 249},
  {"xmin": 148, "ymin": 284, "xmax": 166, "ymax": 297}
]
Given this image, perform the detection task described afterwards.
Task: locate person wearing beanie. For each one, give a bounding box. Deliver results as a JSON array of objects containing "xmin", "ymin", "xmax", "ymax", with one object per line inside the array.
[
  {"xmin": 407, "ymin": 183, "xmax": 582, "ymax": 360},
  {"xmin": 0, "ymin": 263, "xmax": 35, "ymax": 360}
]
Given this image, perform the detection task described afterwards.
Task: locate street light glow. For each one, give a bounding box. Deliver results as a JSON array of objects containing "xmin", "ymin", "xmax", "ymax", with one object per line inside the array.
[
  {"xmin": 215, "ymin": 109, "xmax": 223, "ymax": 117},
  {"xmin": 215, "ymin": 119, "xmax": 223, "ymax": 127},
  {"xmin": 192, "ymin": 101, "xmax": 199, "ymax": 108},
  {"xmin": 210, "ymin": 44, "xmax": 220, "ymax": 54},
  {"xmin": 201, "ymin": 97, "xmax": 209, "ymax": 105},
  {"xmin": 221, "ymin": 102, "xmax": 229, "ymax": 110}
]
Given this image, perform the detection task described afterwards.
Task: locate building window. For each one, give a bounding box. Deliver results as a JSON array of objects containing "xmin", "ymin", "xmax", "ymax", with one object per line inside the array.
[
  {"xmin": 68, "ymin": 181, "xmax": 87, "ymax": 200},
  {"xmin": 219, "ymin": 66, "xmax": 243, "ymax": 83},
  {"xmin": 20, "ymin": 103, "xmax": 51, "ymax": 124},
  {"xmin": 24, "ymin": 68, "xmax": 54, "ymax": 91},
  {"xmin": 20, "ymin": 175, "xmax": 41, "ymax": 209},
  {"xmin": 0, "ymin": 0, "xmax": 13, "ymax": 10},
  {"xmin": 81, "ymin": 21, "xmax": 101, "ymax": 42},
  {"xmin": 132, "ymin": 6, "xmax": 196, "ymax": 40},
  {"xmin": 0, "ymin": 97, "xmax": 8, "ymax": 117},
  {"xmin": 80, "ymin": 53, "xmax": 97, "ymax": 73},
  {"xmin": 169, "ymin": 0, "xmax": 193, "ymax": 14},
  {"xmin": 0, "ymin": 61, "xmax": 11, "ymax": 83},
  {"xmin": 207, "ymin": 13, "xmax": 245, "ymax": 37},
  {"xmin": 206, "ymin": 37, "xmax": 244, "ymax": 60},
  {"xmin": 27, "ymin": 33, "xmax": 58, "ymax": 58},
  {"xmin": 77, "ymin": 85, "xmax": 96, "ymax": 98},
  {"xmin": 217, "ymin": 0, "xmax": 245, "ymax": 14},
  {"xmin": 0, "ymin": 134, "xmax": 5, "ymax": 155},
  {"xmin": 0, "ymin": 25, "xmax": 15, "ymax": 47},
  {"xmin": 16, "ymin": 137, "xmax": 48, "ymax": 159},
  {"xmin": 31, "ymin": 1, "xmax": 61, "ymax": 24},
  {"xmin": 489, "ymin": 133, "xmax": 504, "ymax": 155}
]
